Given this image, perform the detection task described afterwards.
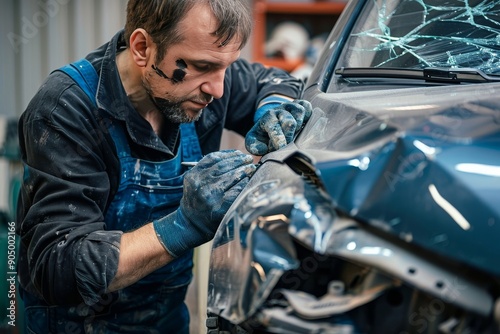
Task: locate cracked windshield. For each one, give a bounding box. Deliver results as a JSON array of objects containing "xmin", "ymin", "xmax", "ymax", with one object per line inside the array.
[{"xmin": 337, "ymin": 0, "xmax": 500, "ymax": 74}]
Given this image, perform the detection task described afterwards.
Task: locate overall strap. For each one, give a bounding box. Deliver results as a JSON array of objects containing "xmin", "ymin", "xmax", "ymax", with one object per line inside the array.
[
  {"xmin": 57, "ymin": 59, "xmax": 130, "ymax": 156},
  {"xmin": 57, "ymin": 59, "xmax": 98, "ymax": 106}
]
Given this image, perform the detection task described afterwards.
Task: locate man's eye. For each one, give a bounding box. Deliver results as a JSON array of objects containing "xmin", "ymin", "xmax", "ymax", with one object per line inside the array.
[{"xmin": 194, "ymin": 64, "xmax": 210, "ymax": 72}]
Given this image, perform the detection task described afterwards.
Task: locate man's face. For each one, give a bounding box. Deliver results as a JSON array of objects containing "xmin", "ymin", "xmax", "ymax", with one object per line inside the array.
[{"xmin": 142, "ymin": 3, "xmax": 241, "ymax": 123}]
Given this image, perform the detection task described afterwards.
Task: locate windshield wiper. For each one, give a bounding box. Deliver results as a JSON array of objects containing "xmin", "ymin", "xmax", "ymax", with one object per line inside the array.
[{"xmin": 335, "ymin": 67, "xmax": 500, "ymax": 83}]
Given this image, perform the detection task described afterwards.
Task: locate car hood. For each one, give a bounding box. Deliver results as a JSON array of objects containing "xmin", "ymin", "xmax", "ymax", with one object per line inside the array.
[{"xmin": 278, "ymin": 82, "xmax": 500, "ymax": 276}]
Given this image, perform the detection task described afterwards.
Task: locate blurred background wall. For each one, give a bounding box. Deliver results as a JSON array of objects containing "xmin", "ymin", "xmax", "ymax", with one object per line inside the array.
[{"xmin": 1, "ymin": 0, "xmax": 129, "ymax": 118}]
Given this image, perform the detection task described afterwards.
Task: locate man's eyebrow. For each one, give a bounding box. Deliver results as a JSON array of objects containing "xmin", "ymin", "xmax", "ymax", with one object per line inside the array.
[{"xmin": 189, "ymin": 59, "xmax": 229, "ymax": 69}]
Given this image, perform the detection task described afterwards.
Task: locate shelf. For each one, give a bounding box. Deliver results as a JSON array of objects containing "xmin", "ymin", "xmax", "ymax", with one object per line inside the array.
[
  {"xmin": 256, "ymin": 2, "xmax": 346, "ymax": 14},
  {"xmin": 252, "ymin": 0, "xmax": 346, "ymax": 72},
  {"xmin": 253, "ymin": 57, "xmax": 305, "ymax": 72}
]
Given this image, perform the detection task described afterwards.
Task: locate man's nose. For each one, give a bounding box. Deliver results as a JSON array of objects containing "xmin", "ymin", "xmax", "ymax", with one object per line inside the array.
[{"xmin": 200, "ymin": 70, "xmax": 225, "ymax": 100}]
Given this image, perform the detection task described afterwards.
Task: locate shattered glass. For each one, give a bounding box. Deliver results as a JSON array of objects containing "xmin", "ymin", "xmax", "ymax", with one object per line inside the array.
[{"xmin": 337, "ymin": 0, "xmax": 500, "ymax": 74}]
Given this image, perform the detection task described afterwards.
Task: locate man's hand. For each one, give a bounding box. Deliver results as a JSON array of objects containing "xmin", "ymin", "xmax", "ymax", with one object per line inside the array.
[
  {"xmin": 153, "ymin": 150, "xmax": 256, "ymax": 257},
  {"xmin": 245, "ymin": 99, "xmax": 312, "ymax": 156}
]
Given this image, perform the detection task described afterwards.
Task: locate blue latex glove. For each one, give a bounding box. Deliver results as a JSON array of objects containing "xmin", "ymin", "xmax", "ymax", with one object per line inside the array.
[
  {"xmin": 153, "ymin": 150, "xmax": 256, "ymax": 257},
  {"xmin": 245, "ymin": 99, "xmax": 313, "ymax": 156}
]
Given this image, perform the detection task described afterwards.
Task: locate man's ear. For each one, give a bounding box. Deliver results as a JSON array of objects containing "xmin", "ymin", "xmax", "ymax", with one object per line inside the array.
[{"xmin": 129, "ymin": 28, "xmax": 151, "ymax": 68}]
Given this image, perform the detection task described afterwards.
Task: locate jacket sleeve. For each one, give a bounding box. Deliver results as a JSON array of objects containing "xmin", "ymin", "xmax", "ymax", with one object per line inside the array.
[
  {"xmin": 17, "ymin": 73, "xmax": 121, "ymax": 306},
  {"xmin": 224, "ymin": 58, "xmax": 304, "ymax": 136}
]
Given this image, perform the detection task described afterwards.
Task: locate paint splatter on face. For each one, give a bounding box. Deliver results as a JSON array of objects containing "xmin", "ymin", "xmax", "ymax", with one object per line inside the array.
[
  {"xmin": 176, "ymin": 59, "xmax": 187, "ymax": 69},
  {"xmin": 145, "ymin": 58, "xmax": 210, "ymax": 123},
  {"xmin": 172, "ymin": 59, "xmax": 187, "ymax": 83},
  {"xmin": 151, "ymin": 59, "xmax": 187, "ymax": 84}
]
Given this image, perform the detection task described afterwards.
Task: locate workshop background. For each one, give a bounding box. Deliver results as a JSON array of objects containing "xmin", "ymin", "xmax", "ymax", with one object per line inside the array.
[{"xmin": 0, "ymin": 0, "xmax": 343, "ymax": 333}]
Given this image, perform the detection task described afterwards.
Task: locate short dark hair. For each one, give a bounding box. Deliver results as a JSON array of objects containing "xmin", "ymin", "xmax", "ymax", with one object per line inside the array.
[{"xmin": 124, "ymin": 0, "xmax": 253, "ymax": 63}]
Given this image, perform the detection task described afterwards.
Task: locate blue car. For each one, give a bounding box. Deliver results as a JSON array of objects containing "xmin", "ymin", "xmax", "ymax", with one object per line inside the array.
[{"xmin": 206, "ymin": 0, "xmax": 500, "ymax": 333}]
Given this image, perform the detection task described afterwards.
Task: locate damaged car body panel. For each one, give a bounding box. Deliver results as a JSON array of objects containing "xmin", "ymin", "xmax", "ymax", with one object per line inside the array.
[
  {"xmin": 207, "ymin": 0, "xmax": 500, "ymax": 333},
  {"xmin": 303, "ymin": 84, "xmax": 500, "ymax": 277}
]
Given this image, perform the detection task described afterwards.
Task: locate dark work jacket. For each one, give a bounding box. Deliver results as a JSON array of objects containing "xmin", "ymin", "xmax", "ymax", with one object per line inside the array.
[{"xmin": 16, "ymin": 30, "xmax": 303, "ymax": 306}]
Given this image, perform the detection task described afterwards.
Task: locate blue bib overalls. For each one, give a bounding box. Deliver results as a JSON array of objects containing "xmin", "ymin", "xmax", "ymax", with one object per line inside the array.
[{"xmin": 22, "ymin": 59, "xmax": 202, "ymax": 333}]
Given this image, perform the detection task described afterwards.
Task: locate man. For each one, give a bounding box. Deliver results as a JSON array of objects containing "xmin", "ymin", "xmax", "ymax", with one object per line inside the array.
[{"xmin": 16, "ymin": 0, "xmax": 311, "ymax": 333}]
